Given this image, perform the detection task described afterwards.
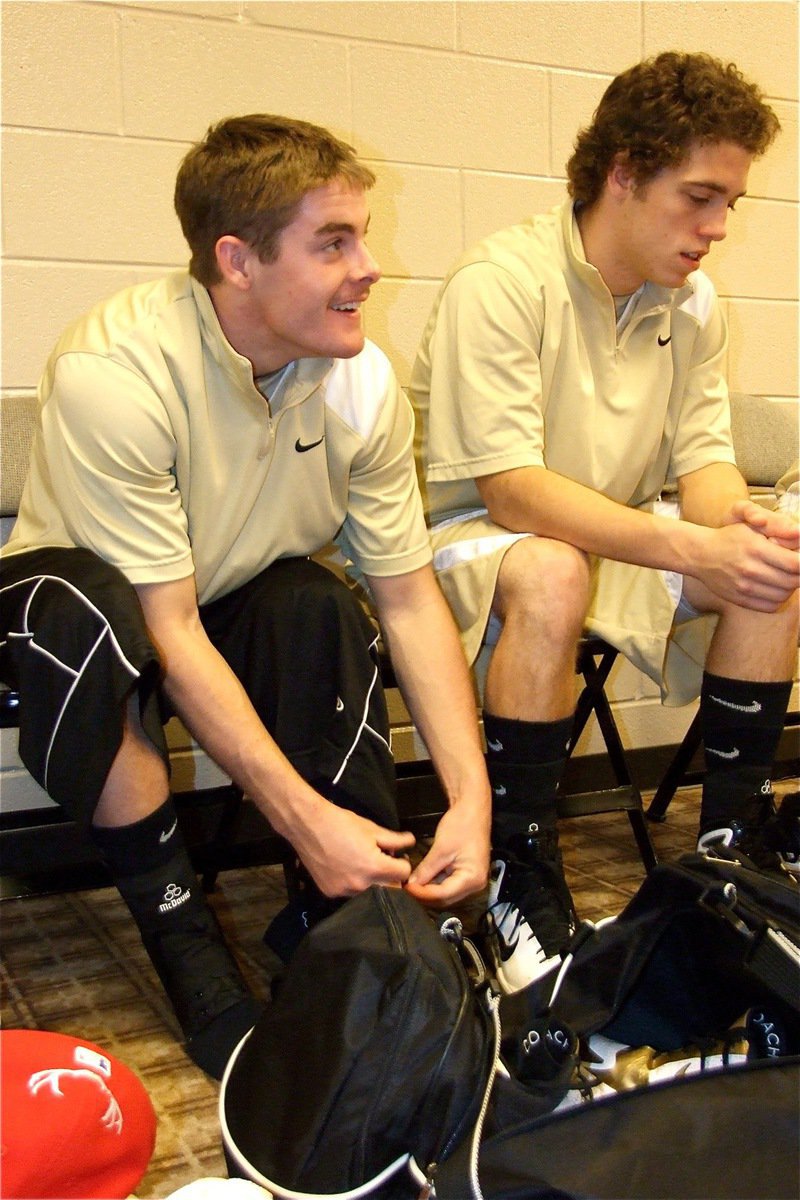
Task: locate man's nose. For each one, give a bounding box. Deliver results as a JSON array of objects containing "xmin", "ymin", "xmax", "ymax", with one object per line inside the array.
[
  {"xmin": 701, "ymin": 207, "xmax": 728, "ymax": 243},
  {"xmin": 355, "ymin": 242, "xmax": 381, "ymax": 282}
]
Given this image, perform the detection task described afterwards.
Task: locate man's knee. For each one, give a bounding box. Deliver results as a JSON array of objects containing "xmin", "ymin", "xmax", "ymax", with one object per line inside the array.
[
  {"xmin": 687, "ymin": 581, "xmax": 800, "ymax": 640},
  {"xmin": 2, "ymin": 548, "xmax": 151, "ymax": 679},
  {"xmin": 1, "ymin": 547, "xmax": 164, "ymax": 814},
  {"xmin": 494, "ymin": 537, "xmax": 590, "ymax": 637}
]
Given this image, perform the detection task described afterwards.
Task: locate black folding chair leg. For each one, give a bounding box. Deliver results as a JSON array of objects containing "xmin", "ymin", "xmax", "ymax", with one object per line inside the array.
[
  {"xmin": 568, "ymin": 639, "xmax": 658, "ymax": 872},
  {"xmin": 646, "ymin": 710, "xmax": 702, "ymax": 823},
  {"xmin": 202, "ymin": 785, "xmax": 245, "ymax": 891}
]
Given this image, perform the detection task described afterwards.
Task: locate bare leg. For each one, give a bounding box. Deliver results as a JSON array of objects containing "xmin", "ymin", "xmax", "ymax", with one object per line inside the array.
[
  {"xmin": 481, "ymin": 538, "xmax": 591, "ymax": 992},
  {"xmin": 484, "ymin": 537, "xmax": 591, "ymax": 721},
  {"xmin": 93, "ymin": 691, "xmax": 170, "ymax": 827},
  {"xmin": 701, "ymin": 594, "xmax": 799, "ymax": 682}
]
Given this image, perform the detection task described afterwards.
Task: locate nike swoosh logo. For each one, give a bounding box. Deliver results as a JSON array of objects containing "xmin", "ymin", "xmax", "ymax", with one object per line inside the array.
[
  {"xmin": 295, "ymin": 435, "xmax": 324, "ymax": 453},
  {"xmin": 658, "ymin": 334, "xmax": 672, "ymax": 346},
  {"xmin": 487, "ymin": 738, "xmax": 504, "ymax": 752},
  {"xmin": 493, "ymin": 784, "xmax": 507, "ymax": 797},
  {"xmin": 706, "ymin": 746, "xmax": 740, "ymax": 760},
  {"xmin": 496, "ymin": 930, "xmax": 519, "ymax": 960},
  {"xmin": 159, "ymin": 819, "xmax": 178, "ymax": 843},
  {"xmin": 709, "ymin": 695, "xmax": 762, "ymax": 714}
]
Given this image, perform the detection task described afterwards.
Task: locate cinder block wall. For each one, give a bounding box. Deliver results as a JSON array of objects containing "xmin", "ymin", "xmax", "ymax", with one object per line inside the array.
[{"xmin": 2, "ymin": 0, "xmax": 798, "ymax": 762}]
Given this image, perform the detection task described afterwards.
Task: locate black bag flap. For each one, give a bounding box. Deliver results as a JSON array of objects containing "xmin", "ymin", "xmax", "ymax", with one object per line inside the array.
[
  {"xmin": 221, "ymin": 887, "xmax": 493, "ymax": 1196},
  {"xmin": 436, "ymin": 1056, "xmax": 800, "ymax": 1200}
]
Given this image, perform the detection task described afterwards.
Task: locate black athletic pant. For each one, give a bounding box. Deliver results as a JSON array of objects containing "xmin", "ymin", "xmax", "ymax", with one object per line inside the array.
[{"xmin": 0, "ymin": 548, "xmax": 398, "ymax": 828}]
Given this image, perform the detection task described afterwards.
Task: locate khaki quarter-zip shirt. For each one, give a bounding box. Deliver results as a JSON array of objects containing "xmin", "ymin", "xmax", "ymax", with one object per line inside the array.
[
  {"xmin": 409, "ymin": 200, "xmax": 737, "ymax": 703},
  {"xmin": 412, "ymin": 199, "xmax": 735, "ymax": 525},
  {"xmin": 6, "ymin": 273, "xmax": 431, "ymax": 603}
]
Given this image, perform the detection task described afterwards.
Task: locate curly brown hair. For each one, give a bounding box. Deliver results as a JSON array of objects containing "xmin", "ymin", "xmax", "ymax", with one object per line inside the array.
[
  {"xmin": 567, "ymin": 52, "xmax": 780, "ymax": 207},
  {"xmin": 175, "ymin": 114, "xmax": 376, "ymax": 286}
]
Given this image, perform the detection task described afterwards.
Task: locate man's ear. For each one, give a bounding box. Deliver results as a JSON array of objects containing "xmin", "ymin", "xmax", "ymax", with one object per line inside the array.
[
  {"xmin": 215, "ymin": 236, "xmax": 252, "ymax": 289},
  {"xmin": 607, "ymin": 153, "xmax": 636, "ymax": 200}
]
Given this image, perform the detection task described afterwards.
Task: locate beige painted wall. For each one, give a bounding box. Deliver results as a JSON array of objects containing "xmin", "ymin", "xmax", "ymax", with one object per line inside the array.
[
  {"xmin": 2, "ymin": 0, "xmax": 798, "ymax": 766},
  {"xmin": 3, "ymin": 0, "xmax": 797, "ymax": 397}
]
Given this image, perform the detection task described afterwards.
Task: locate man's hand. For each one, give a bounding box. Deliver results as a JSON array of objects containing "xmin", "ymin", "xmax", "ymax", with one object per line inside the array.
[
  {"xmin": 726, "ymin": 497, "xmax": 800, "ymax": 550},
  {"xmin": 690, "ymin": 517, "xmax": 800, "ymax": 612},
  {"xmin": 404, "ymin": 801, "xmax": 490, "ymax": 908},
  {"xmin": 290, "ymin": 801, "xmax": 416, "ymax": 898}
]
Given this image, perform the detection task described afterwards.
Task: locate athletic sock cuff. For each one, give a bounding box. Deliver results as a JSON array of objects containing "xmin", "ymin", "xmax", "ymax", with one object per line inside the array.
[
  {"xmin": 701, "ymin": 673, "xmax": 793, "ymax": 725},
  {"xmin": 483, "ymin": 711, "xmax": 574, "ymax": 763},
  {"xmin": 90, "ymin": 797, "xmax": 179, "ymax": 876}
]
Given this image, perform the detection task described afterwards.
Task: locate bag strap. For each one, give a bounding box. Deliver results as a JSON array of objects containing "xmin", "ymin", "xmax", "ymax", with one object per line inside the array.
[
  {"xmin": 466, "ymin": 991, "xmax": 502, "ymax": 1200},
  {"xmin": 746, "ymin": 926, "xmax": 800, "ymax": 1011},
  {"xmin": 695, "ymin": 871, "xmax": 800, "ymax": 1013}
]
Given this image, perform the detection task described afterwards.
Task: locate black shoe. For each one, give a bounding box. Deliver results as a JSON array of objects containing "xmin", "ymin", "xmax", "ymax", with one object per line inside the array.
[
  {"xmin": 263, "ymin": 888, "xmax": 342, "ymax": 964},
  {"xmin": 484, "ymin": 824, "xmax": 577, "ymax": 994},
  {"xmin": 142, "ymin": 906, "xmax": 262, "ymax": 1078},
  {"xmin": 697, "ymin": 788, "xmax": 797, "ymax": 876}
]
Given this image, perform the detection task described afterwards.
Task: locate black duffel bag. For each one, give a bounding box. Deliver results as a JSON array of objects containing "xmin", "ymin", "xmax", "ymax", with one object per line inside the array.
[{"xmin": 220, "ymin": 885, "xmax": 501, "ymax": 1198}]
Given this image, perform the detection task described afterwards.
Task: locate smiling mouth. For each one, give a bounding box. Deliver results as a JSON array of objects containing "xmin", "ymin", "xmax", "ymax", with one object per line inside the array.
[{"xmin": 331, "ymin": 300, "xmax": 363, "ymax": 313}]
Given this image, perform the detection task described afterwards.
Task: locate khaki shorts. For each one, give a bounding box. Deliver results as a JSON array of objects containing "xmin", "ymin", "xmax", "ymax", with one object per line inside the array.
[{"xmin": 430, "ymin": 507, "xmax": 716, "ymax": 707}]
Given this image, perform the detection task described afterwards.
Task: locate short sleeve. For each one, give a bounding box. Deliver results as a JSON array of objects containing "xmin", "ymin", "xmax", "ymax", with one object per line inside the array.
[
  {"xmin": 336, "ymin": 372, "xmax": 432, "ymax": 578},
  {"xmin": 423, "ymin": 261, "xmax": 546, "ymax": 482},
  {"xmin": 669, "ymin": 282, "xmax": 735, "ymax": 481},
  {"xmin": 42, "ymin": 352, "xmax": 194, "ymax": 583}
]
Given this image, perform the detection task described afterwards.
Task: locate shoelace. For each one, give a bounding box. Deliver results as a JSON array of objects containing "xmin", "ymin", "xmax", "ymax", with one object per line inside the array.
[
  {"xmin": 485, "ymin": 895, "xmax": 533, "ymax": 945},
  {"xmin": 489, "ymin": 858, "xmax": 573, "ymax": 942}
]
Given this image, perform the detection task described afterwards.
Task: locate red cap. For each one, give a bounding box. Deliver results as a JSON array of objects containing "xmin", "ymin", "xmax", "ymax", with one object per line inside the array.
[{"xmin": 1, "ymin": 1030, "xmax": 157, "ymax": 1199}]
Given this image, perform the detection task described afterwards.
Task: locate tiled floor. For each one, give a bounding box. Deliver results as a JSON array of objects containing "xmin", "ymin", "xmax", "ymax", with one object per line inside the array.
[
  {"xmin": 0, "ymin": 783, "xmax": 787, "ymax": 1197},
  {"xmin": 561, "ymin": 788, "xmax": 697, "ymax": 921}
]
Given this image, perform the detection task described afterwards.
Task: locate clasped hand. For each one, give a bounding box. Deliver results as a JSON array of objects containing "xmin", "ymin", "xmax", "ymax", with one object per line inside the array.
[{"xmin": 699, "ymin": 499, "xmax": 800, "ymax": 610}]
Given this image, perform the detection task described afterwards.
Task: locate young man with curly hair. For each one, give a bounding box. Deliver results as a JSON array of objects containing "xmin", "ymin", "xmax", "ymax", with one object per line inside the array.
[
  {"xmin": 412, "ymin": 53, "xmax": 800, "ymax": 994},
  {"xmin": 0, "ymin": 115, "xmax": 491, "ymax": 1074}
]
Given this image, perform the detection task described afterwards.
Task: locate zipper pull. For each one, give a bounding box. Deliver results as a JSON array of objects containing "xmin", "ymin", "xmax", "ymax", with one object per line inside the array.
[
  {"xmin": 419, "ymin": 1163, "xmax": 437, "ymax": 1199},
  {"xmin": 439, "ymin": 915, "xmax": 463, "ymax": 944}
]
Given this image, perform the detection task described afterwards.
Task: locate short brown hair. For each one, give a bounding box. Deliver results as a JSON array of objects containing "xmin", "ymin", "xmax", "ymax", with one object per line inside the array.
[
  {"xmin": 567, "ymin": 52, "xmax": 780, "ymax": 207},
  {"xmin": 174, "ymin": 114, "xmax": 376, "ymax": 285}
]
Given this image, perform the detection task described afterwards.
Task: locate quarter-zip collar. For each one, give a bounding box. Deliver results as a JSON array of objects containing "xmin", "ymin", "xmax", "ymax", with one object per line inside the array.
[
  {"xmin": 562, "ymin": 201, "xmax": 694, "ymax": 326},
  {"xmin": 190, "ymin": 276, "xmax": 333, "ymax": 406}
]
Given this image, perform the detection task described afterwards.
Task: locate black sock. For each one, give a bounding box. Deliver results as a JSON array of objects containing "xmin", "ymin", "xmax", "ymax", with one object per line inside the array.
[
  {"xmin": 700, "ymin": 673, "xmax": 792, "ymax": 830},
  {"xmin": 90, "ymin": 797, "xmax": 204, "ymax": 919},
  {"xmin": 483, "ymin": 712, "xmax": 573, "ymax": 850},
  {"xmin": 91, "ymin": 796, "xmax": 184, "ymax": 877},
  {"xmin": 91, "ymin": 798, "xmax": 260, "ymax": 1078}
]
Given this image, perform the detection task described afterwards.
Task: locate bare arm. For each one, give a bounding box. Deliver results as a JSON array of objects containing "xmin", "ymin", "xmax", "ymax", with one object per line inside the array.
[
  {"xmin": 367, "ymin": 565, "xmax": 491, "ymax": 906},
  {"xmin": 677, "ymin": 461, "xmax": 749, "ymax": 526},
  {"xmin": 477, "ymin": 463, "xmax": 800, "ymax": 612},
  {"xmin": 135, "ymin": 575, "xmax": 415, "ymax": 897}
]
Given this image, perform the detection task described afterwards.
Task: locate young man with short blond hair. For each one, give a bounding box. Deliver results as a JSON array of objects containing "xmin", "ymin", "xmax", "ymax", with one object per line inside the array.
[{"xmin": 1, "ymin": 115, "xmax": 491, "ymax": 1074}]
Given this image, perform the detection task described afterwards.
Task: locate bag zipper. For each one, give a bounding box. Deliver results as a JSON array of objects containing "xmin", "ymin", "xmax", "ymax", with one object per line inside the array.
[{"xmin": 423, "ymin": 989, "xmax": 501, "ymax": 1200}]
